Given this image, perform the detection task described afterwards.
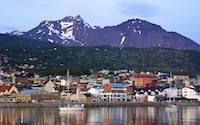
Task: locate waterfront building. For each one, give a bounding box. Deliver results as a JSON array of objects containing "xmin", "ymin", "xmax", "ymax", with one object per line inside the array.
[
  {"xmin": 161, "ymin": 88, "xmax": 182, "ymax": 99},
  {"xmin": 16, "ymin": 94, "xmax": 31, "ymax": 103},
  {"xmin": 88, "ymin": 88, "xmax": 101, "ymax": 97},
  {"xmin": 98, "ymin": 83, "xmax": 130, "ymax": 102},
  {"xmin": 99, "ymin": 92, "xmax": 128, "ymax": 102},
  {"xmin": 182, "ymin": 86, "xmax": 200, "ymax": 101}
]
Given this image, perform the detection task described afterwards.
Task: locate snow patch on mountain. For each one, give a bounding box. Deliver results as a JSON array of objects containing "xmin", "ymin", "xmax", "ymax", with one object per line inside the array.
[
  {"xmin": 120, "ymin": 33, "xmax": 126, "ymax": 45},
  {"xmin": 10, "ymin": 30, "xmax": 24, "ymax": 36},
  {"xmin": 60, "ymin": 29, "xmax": 75, "ymax": 40},
  {"xmin": 47, "ymin": 24, "xmax": 59, "ymax": 35},
  {"xmin": 48, "ymin": 39, "xmax": 54, "ymax": 43},
  {"xmin": 120, "ymin": 36, "xmax": 126, "ymax": 45},
  {"xmin": 36, "ymin": 29, "xmax": 42, "ymax": 34},
  {"xmin": 60, "ymin": 21, "xmax": 73, "ymax": 29}
]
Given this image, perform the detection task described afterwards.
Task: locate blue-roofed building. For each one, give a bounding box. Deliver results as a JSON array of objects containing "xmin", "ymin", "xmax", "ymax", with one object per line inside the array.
[
  {"xmin": 16, "ymin": 87, "xmax": 46, "ymax": 103},
  {"xmin": 110, "ymin": 83, "xmax": 129, "ymax": 89},
  {"xmin": 19, "ymin": 88, "xmax": 44, "ymax": 94}
]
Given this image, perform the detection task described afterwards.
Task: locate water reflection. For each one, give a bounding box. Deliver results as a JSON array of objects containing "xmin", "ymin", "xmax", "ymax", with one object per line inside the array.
[{"xmin": 0, "ymin": 106, "xmax": 199, "ymax": 125}]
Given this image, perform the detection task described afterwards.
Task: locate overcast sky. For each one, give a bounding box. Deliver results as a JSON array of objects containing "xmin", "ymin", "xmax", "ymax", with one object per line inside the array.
[{"xmin": 0, "ymin": 0, "xmax": 199, "ymax": 44}]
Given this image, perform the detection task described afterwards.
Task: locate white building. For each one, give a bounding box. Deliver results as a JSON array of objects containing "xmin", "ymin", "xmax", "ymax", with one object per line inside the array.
[
  {"xmin": 88, "ymin": 88, "xmax": 101, "ymax": 97},
  {"xmin": 182, "ymin": 87, "xmax": 200, "ymax": 101},
  {"xmin": 99, "ymin": 92, "xmax": 127, "ymax": 102},
  {"xmin": 161, "ymin": 88, "xmax": 182, "ymax": 98}
]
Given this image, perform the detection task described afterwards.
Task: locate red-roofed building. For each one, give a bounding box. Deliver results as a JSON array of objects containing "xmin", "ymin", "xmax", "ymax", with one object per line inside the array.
[
  {"xmin": 0, "ymin": 85, "xmax": 19, "ymax": 95},
  {"xmin": 134, "ymin": 74, "xmax": 158, "ymax": 88}
]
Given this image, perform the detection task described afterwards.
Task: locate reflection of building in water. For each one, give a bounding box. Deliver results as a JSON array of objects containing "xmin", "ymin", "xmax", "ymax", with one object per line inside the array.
[
  {"xmin": 86, "ymin": 107, "xmax": 128, "ymax": 125},
  {"xmin": 0, "ymin": 107, "xmax": 199, "ymax": 125},
  {"xmin": 0, "ymin": 109, "xmax": 19, "ymax": 125},
  {"xmin": 180, "ymin": 107, "xmax": 199, "ymax": 124},
  {"xmin": 0, "ymin": 108, "xmax": 60, "ymax": 125},
  {"xmin": 59, "ymin": 111, "xmax": 85, "ymax": 125},
  {"xmin": 132, "ymin": 107, "xmax": 159, "ymax": 125},
  {"xmin": 43, "ymin": 109, "xmax": 58, "ymax": 125}
]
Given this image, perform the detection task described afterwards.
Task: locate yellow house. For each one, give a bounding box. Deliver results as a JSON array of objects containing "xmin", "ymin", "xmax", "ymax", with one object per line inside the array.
[{"xmin": 15, "ymin": 94, "xmax": 31, "ymax": 103}]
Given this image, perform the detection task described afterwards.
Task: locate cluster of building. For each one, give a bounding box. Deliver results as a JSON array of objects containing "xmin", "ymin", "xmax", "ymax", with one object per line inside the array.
[{"xmin": 0, "ymin": 69, "xmax": 200, "ymax": 103}]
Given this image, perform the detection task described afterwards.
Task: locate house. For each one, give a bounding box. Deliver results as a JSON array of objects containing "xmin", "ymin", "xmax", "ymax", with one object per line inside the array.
[
  {"xmin": 43, "ymin": 81, "xmax": 57, "ymax": 93},
  {"xmin": 160, "ymin": 88, "xmax": 182, "ymax": 100},
  {"xmin": 0, "ymin": 85, "xmax": 19, "ymax": 95},
  {"xmin": 182, "ymin": 86, "xmax": 200, "ymax": 101},
  {"xmin": 16, "ymin": 77, "xmax": 31, "ymax": 85},
  {"xmin": 88, "ymin": 88, "xmax": 101, "ymax": 97},
  {"xmin": 78, "ymin": 83, "xmax": 88, "ymax": 92},
  {"xmin": 133, "ymin": 86, "xmax": 168, "ymax": 102},
  {"xmin": 16, "ymin": 94, "xmax": 31, "ymax": 103},
  {"xmin": 135, "ymin": 93, "xmax": 147, "ymax": 102},
  {"xmin": 103, "ymin": 84, "xmax": 112, "ymax": 92},
  {"xmin": 133, "ymin": 86, "xmax": 167, "ymax": 96}
]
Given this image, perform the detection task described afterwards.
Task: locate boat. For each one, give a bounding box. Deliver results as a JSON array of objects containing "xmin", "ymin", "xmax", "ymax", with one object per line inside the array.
[{"xmin": 59, "ymin": 70, "xmax": 85, "ymax": 112}]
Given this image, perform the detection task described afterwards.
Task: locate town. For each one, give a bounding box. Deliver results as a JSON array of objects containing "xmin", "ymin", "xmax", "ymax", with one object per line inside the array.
[{"xmin": 0, "ymin": 69, "xmax": 200, "ymax": 105}]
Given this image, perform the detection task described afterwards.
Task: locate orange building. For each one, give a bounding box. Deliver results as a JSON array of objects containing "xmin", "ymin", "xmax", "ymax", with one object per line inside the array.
[
  {"xmin": 103, "ymin": 84, "xmax": 112, "ymax": 93},
  {"xmin": 134, "ymin": 74, "xmax": 158, "ymax": 88}
]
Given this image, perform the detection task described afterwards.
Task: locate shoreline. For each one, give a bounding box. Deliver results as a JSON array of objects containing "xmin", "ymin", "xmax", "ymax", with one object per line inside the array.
[{"xmin": 0, "ymin": 102, "xmax": 199, "ymax": 108}]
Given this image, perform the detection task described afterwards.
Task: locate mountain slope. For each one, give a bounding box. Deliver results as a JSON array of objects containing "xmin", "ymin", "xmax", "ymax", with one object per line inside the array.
[
  {"xmin": 0, "ymin": 34, "xmax": 200, "ymax": 75},
  {"xmin": 19, "ymin": 15, "xmax": 200, "ymax": 51}
]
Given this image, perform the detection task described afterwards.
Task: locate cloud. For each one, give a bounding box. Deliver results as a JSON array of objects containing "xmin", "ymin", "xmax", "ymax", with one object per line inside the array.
[{"xmin": 117, "ymin": 1, "xmax": 158, "ymax": 17}]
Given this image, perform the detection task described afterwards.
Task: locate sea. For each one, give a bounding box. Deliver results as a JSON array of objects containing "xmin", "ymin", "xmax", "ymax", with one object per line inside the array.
[{"xmin": 0, "ymin": 106, "xmax": 199, "ymax": 125}]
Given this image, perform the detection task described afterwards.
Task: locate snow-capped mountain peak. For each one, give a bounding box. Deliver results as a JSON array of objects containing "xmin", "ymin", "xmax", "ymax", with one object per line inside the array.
[
  {"xmin": 17, "ymin": 15, "xmax": 200, "ymax": 51},
  {"xmin": 21, "ymin": 15, "xmax": 93, "ymax": 46}
]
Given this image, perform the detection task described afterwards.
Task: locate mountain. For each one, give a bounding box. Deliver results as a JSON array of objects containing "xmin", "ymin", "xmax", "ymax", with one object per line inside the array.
[
  {"xmin": 0, "ymin": 34, "xmax": 55, "ymax": 48},
  {"xmin": 22, "ymin": 15, "xmax": 91, "ymax": 46},
  {"xmin": 0, "ymin": 34, "xmax": 200, "ymax": 75},
  {"xmin": 18, "ymin": 15, "xmax": 200, "ymax": 51}
]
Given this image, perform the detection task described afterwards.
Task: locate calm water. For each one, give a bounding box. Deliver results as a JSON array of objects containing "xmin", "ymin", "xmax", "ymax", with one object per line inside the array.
[{"xmin": 0, "ymin": 106, "xmax": 200, "ymax": 125}]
